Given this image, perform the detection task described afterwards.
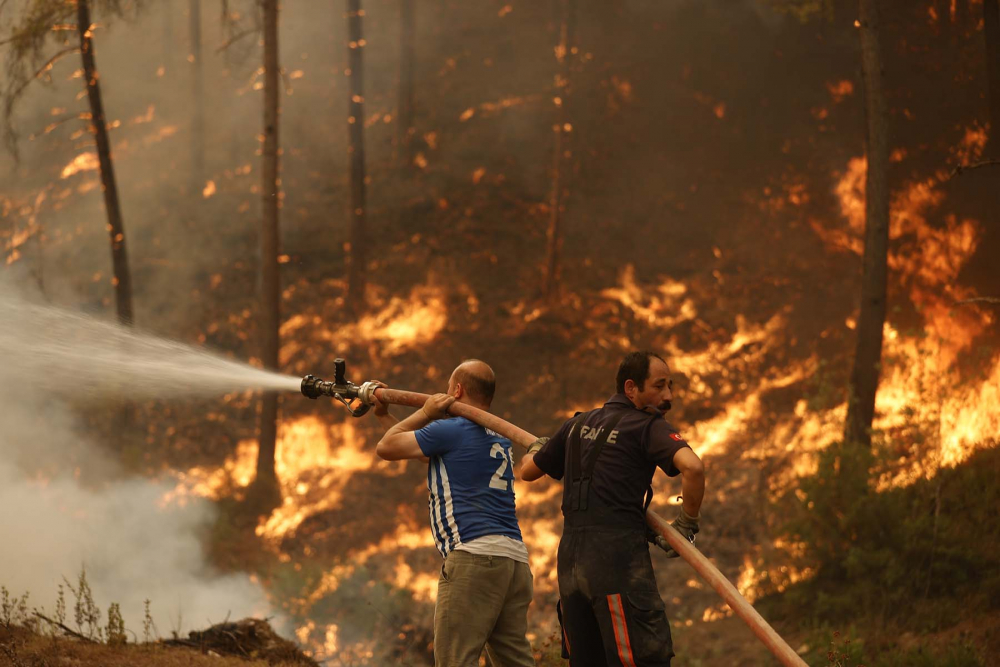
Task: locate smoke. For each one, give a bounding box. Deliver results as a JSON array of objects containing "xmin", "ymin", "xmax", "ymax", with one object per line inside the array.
[
  {"xmin": 0, "ymin": 463, "xmax": 272, "ymax": 636},
  {"xmin": 0, "ymin": 281, "xmax": 282, "ymax": 636},
  {"xmin": 0, "ymin": 0, "xmax": 312, "ymax": 636}
]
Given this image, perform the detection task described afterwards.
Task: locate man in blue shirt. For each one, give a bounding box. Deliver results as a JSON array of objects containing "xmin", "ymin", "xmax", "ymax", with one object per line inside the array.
[{"xmin": 374, "ymin": 360, "xmax": 535, "ymax": 667}]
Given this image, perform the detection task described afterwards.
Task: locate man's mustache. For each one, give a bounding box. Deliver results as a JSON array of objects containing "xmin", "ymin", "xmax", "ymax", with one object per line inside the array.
[{"xmin": 658, "ymin": 400, "xmax": 672, "ymax": 412}]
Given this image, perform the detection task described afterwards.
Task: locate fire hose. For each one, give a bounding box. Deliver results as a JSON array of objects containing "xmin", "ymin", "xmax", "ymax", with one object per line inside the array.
[{"xmin": 301, "ymin": 360, "xmax": 807, "ymax": 667}]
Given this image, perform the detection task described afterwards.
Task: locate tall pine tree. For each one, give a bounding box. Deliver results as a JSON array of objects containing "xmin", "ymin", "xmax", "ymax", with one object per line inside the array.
[
  {"xmin": 1, "ymin": 1, "xmax": 135, "ymax": 324},
  {"xmin": 345, "ymin": 0, "xmax": 367, "ymax": 310},
  {"xmin": 254, "ymin": 0, "xmax": 281, "ymax": 497},
  {"xmin": 843, "ymin": 0, "xmax": 890, "ymax": 452}
]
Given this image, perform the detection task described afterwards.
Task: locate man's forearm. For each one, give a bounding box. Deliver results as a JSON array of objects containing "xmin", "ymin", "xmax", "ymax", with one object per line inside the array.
[
  {"xmin": 384, "ymin": 408, "xmax": 432, "ymax": 438},
  {"xmin": 518, "ymin": 452, "xmax": 546, "ymax": 482},
  {"xmin": 376, "ymin": 408, "xmax": 433, "ymax": 462},
  {"xmin": 681, "ymin": 467, "xmax": 705, "ymax": 518},
  {"xmin": 374, "ymin": 411, "xmax": 398, "ymax": 431}
]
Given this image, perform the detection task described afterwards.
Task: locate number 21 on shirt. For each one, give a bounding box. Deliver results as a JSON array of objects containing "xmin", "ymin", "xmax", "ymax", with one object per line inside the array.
[{"xmin": 489, "ymin": 443, "xmax": 515, "ymax": 491}]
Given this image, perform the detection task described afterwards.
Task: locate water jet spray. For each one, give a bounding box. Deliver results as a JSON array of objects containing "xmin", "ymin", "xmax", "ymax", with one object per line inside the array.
[{"xmin": 0, "ymin": 290, "xmax": 302, "ymax": 400}]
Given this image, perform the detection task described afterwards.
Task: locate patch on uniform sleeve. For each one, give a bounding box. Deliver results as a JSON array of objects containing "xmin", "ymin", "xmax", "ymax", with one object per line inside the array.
[{"xmin": 670, "ymin": 432, "xmax": 684, "ymax": 441}]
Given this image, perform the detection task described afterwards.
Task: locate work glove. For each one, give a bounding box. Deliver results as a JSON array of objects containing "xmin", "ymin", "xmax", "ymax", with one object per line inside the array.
[
  {"xmin": 526, "ymin": 437, "xmax": 549, "ymax": 455},
  {"xmin": 651, "ymin": 508, "xmax": 699, "ymax": 558}
]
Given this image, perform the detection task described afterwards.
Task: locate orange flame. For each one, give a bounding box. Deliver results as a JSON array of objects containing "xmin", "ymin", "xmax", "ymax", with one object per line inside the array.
[
  {"xmin": 257, "ymin": 418, "xmax": 374, "ymax": 541},
  {"xmin": 806, "ymin": 148, "xmax": 998, "ymax": 485},
  {"xmin": 60, "ymin": 152, "xmax": 99, "ymax": 179}
]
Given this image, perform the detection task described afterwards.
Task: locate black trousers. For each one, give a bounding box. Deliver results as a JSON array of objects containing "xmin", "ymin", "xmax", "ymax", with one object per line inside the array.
[{"xmin": 556, "ymin": 526, "xmax": 674, "ymax": 667}]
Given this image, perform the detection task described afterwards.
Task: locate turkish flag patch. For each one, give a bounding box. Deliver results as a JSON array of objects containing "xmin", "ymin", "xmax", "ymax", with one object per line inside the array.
[{"xmin": 670, "ymin": 433, "xmax": 684, "ymax": 441}]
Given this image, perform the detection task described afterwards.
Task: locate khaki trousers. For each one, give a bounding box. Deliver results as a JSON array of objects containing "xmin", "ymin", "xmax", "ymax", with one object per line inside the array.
[{"xmin": 434, "ymin": 550, "xmax": 535, "ymax": 667}]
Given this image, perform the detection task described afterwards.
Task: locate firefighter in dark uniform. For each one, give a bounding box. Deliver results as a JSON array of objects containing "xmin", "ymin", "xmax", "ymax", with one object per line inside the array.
[{"xmin": 519, "ymin": 351, "xmax": 705, "ymax": 666}]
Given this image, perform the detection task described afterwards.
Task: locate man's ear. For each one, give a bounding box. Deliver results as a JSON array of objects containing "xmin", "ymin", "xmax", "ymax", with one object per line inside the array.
[
  {"xmin": 452, "ymin": 383, "xmax": 464, "ymax": 400},
  {"xmin": 623, "ymin": 379, "xmax": 637, "ymax": 399}
]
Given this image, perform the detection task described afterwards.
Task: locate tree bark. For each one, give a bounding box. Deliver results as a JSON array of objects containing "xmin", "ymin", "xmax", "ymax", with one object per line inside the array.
[
  {"xmin": 346, "ymin": 0, "xmax": 367, "ymax": 310},
  {"xmin": 956, "ymin": 0, "xmax": 970, "ymax": 30},
  {"xmin": 828, "ymin": 0, "xmax": 853, "ymax": 28},
  {"xmin": 162, "ymin": 0, "xmax": 174, "ymax": 70},
  {"xmin": 189, "ymin": 0, "xmax": 205, "ymax": 189},
  {"xmin": 256, "ymin": 0, "xmax": 280, "ymax": 490},
  {"xmin": 937, "ymin": 0, "xmax": 952, "ymax": 37},
  {"xmin": 985, "ymin": 0, "xmax": 1000, "ymax": 150},
  {"xmin": 77, "ymin": 0, "xmax": 133, "ymax": 326},
  {"xmin": 542, "ymin": 0, "xmax": 576, "ymax": 302},
  {"xmin": 397, "ymin": 0, "xmax": 415, "ymax": 167},
  {"xmin": 844, "ymin": 0, "xmax": 890, "ymax": 450}
]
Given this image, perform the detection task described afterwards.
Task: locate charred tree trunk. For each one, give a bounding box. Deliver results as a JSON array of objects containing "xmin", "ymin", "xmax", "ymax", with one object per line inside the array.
[
  {"xmin": 346, "ymin": 0, "xmax": 367, "ymax": 310},
  {"xmin": 255, "ymin": 0, "xmax": 280, "ymax": 494},
  {"xmin": 828, "ymin": 0, "xmax": 853, "ymax": 29},
  {"xmin": 77, "ymin": 0, "xmax": 133, "ymax": 326},
  {"xmin": 956, "ymin": 0, "xmax": 970, "ymax": 31},
  {"xmin": 542, "ymin": 0, "xmax": 576, "ymax": 302},
  {"xmin": 985, "ymin": 0, "xmax": 1000, "ymax": 150},
  {"xmin": 397, "ymin": 0, "xmax": 415, "ymax": 167},
  {"xmin": 844, "ymin": 0, "xmax": 890, "ymax": 451},
  {"xmin": 189, "ymin": 0, "xmax": 205, "ymax": 189},
  {"xmin": 937, "ymin": 0, "xmax": 952, "ymax": 37},
  {"xmin": 162, "ymin": 0, "xmax": 174, "ymax": 71}
]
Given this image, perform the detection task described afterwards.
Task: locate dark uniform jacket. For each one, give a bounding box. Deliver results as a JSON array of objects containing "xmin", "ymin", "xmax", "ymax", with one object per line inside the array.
[
  {"xmin": 532, "ymin": 393, "xmax": 691, "ymax": 532},
  {"xmin": 530, "ymin": 393, "xmax": 692, "ymax": 666}
]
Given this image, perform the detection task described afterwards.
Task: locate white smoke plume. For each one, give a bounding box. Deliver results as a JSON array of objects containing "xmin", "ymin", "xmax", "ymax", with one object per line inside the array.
[
  {"xmin": 0, "ymin": 463, "xmax": 273, "ymax": 636},
  {"xmin": 0, "ymin": 281, "xmax": 282, "ymax": 637}
]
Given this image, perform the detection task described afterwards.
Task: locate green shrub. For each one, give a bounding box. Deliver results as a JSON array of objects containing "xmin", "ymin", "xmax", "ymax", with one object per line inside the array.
[
  {"xmin": 871, "ymin": 641, "xmax": 983, "ymax": 667},
  {"xmin": 781, "ymin": 443, "xmax": 1000, "ymax": 629}
]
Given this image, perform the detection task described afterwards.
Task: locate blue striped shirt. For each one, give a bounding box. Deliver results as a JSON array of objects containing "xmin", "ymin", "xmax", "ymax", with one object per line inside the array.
[{"xmin": 415, "ymin": 417, "xmax": 524, "ymax": 558}]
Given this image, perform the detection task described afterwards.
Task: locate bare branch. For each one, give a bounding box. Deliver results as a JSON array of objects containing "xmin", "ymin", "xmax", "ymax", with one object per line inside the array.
[
  {"xmin": 0, "ymin": 2, "xmax": 75, "ymax": 51},
  {"xmin": 955, "ymin": 297, "xmax": 1000, "ymax": 306},
  {"xmin": 28, "ymin": 112, "xmax": 89, "ymax": 140},
  {"xmin": 0, "ymin": 24, "xmax": 74, "ymax": 48},
  {"xmin": 32, "ymin": 612, "xmax": 97, "ymax": 643},
  {"xmin": 0, "ymin": 31, "xmax": 30, "ymax": 47},
  {"xmin": 28, "ymin": 45, "xmax": 78, "ymax": 81},
  {"xmin": 949, "ymin": 159, "xmax": 1000, "ymax": 179},
  {"xmin": 6, "ymin": 46, "xmax": 79, "ymax": 109},
  {"xmin": 215, "ymin": 27, "xmax": 257, "ymax": 54}
]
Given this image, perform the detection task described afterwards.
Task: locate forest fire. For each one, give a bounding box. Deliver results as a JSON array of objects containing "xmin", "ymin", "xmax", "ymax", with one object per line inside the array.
[
  {"xmin": 588, "ymin": 142, "xmax": 998, "ymax": 524},
  {"xmin": 165, "ymin": 416, "xmax": 377, "ymax": 542},
  {"xmin": 392, "ymin": 556, "xmax": 438, "ymax": 603},
  {"xmin": 34, "ymin": 135, "xmax": 1000, "ymax": 661},
  {"xmin": 279, "ymin": 284, "xmax": 447, "ymax": 366},
  {"xmin": 161, "ymin": 439, "xmax": 257, "ymax": 506},
  {"xmin": 4, "ymin": 1, "xmax": 1000, "ymax": 664},
  {"xmin": 352, "ymin": 287, "xmax": 447, "ymax": 356},
  {"xmin": 258, "ymin": 418, "xmax": 374, "ymax": 542},
  {"xmin": 809, "ymin": 150, "xmax": 998, "ymax": 475}
]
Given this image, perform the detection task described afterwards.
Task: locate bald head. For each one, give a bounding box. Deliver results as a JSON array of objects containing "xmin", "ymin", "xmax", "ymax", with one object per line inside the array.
[{"xmin": 449, "ymin": 359, "xmax": 496, "ymax": 407}]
